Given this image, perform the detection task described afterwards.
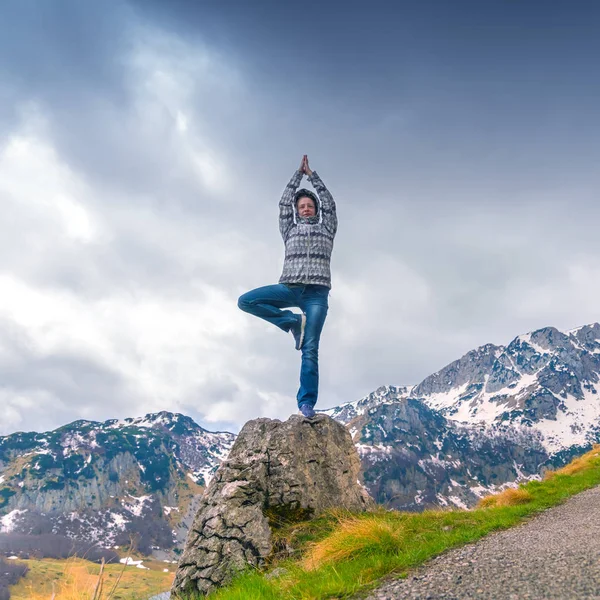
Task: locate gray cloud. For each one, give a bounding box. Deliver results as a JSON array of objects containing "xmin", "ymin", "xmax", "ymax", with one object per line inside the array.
[{"xmin": 1, "ymin": 0, "xmax": 599, "ymax": 436}]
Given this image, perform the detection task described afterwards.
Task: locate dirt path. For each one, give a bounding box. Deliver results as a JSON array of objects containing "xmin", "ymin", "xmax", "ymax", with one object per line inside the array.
[{"xmin": 362, "ymin": 485, "xmax": 600, "ymax": 599}]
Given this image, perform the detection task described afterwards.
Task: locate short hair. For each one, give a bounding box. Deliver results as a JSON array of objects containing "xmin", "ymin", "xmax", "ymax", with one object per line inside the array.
[{"xmin": 294, "ymin": 189, "xmax": 319, "ymax": 211}]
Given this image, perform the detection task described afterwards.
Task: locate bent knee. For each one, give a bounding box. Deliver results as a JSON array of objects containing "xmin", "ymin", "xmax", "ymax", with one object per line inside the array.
[{"xmin": 237, "ymin": 294, "xmax": 251, "ymax": 312}]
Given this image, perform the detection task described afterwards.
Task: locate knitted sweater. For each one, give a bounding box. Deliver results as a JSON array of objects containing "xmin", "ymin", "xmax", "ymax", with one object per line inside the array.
[{"xmin": 278, "ymin": 169, "xmax": 338, "ymax": 288}]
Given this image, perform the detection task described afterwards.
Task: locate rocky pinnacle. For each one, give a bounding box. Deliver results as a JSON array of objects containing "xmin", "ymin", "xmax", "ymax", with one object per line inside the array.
[{"xmin": 171, "ymin": 414, "xmax": 373, "ymax": 597}]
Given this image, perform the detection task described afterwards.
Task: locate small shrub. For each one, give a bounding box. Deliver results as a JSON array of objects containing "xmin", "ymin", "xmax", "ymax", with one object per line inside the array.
[
  {"xmin": 544, "ymin": 444, "xmax": 600, "ymax": 480},
  {"xmin": 303, "ymin": 513, "xmax": 405, "ymax": 571},
  {"xmin": 477, "ymin": 487, "xmax": 533, "ymax": 508},
  {"xmin": 0, "ymin": 557, "xmax": 28, "ymax": 600},
  {"xmin": 0, "ymin": 488, "xmax": 16, "ymax": 508}
]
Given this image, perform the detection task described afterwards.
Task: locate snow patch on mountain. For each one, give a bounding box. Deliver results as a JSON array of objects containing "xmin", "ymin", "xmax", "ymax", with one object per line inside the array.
[
  {"xmin": 0, "ymin": 509, "xmax": 27, "ymax": 533},
  {"xmin": 122, "ymin": 494, "xmax": 153, "ymax": 517},
  {"xmin": 533, "ymin": 386, "xmax": 600, "ymax": 452},
  {"xmin": 322, "ymin": 385, "xmax": 413, "ymax": 425},
  {"xmin": 412, "ymin": 323, "xmax": 600, "ymax": 454},
  {"xmin": 109, "ymin": 511, "xmax": 130, "ymax": 528}
]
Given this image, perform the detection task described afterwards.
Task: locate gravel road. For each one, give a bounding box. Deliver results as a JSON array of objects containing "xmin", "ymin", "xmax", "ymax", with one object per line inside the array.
[{"xmin": 361, "ymin": 485, "xmax": 600, "ymax": 600}]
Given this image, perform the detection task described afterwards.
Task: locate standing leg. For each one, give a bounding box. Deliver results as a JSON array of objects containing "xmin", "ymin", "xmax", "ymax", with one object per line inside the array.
[
  {"xmin": 237, "ymin": 284, "xmax": 300, "ymax": 332},
  {"xmin": 297, "ymin": 287, "xmax": 329, "ymax": 410}
]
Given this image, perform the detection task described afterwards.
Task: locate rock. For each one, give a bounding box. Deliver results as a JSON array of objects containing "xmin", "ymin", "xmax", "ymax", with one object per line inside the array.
[
  {"xmin": 265, "ymin": 567, "xmax": 289, "ymax": 580},
  {"xmin": 171, "ymin": 414, "xmax": 373, "ymax": 597}
]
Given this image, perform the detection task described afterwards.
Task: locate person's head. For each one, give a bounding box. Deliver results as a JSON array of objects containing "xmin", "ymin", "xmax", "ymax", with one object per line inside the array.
[
  {"xmin": 297, "ymin": 195, "xmax": 316, "ymax": 217},
  {"xmin": 295, "ymin": 189, "xmax": 318, "ymax": 218}
]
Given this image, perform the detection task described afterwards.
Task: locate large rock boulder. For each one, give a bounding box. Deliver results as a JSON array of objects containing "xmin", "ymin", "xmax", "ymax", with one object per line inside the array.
[{"xmin": 171, "ymin": 414, "xmax": 373, "ymax": 597}]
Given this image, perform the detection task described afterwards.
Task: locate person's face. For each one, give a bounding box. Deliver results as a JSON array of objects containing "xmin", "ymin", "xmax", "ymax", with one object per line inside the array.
[{"xmin": 297, "ymin": 197, "xmax": 316, "ymax": 217}]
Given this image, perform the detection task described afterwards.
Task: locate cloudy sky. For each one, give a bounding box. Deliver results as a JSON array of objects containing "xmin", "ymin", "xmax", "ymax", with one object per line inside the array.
[{"xmin": 2, "ymin": 0, "xmax": 600, "ymax": 436}]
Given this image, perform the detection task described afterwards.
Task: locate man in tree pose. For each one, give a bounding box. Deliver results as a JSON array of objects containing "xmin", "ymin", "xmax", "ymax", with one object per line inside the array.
[{"xmin": 238, "ymin": 155, "xmax": 338, "ymax": 418}]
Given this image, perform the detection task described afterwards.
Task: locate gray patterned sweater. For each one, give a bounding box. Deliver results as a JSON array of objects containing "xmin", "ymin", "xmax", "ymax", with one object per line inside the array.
[{"xmin": 278, "ymin": 169, "xmax": 338, "ymax": 288}]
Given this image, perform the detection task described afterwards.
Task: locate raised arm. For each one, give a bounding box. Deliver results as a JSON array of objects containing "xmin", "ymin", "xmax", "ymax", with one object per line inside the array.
[
  {"xmin": 308, "ymin": 170, "xmax": 337, "ymax": 236},
  {"xmin": 279, "ymin": 167, "xmax": 304, "ymax": 241}
]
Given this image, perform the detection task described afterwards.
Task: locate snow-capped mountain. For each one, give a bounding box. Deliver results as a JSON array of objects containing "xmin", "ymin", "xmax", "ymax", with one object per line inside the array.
[
  {"xmin": 324, "ymin": 385, "xmax": 549, "ymax": 510},
  {"xmin": 2, "ymin": 322, "xmax": 599, "ymax": 550},
  {"xmin": 413, "ymin": 323, "xmax": 600, "ymax": 453},
  {"xmin": 327, "ymin": 323, "xmax": 600, "ymax": 510},
  {"xmin": 0, "ymin": 412, "xmax": 234, "ymax": 557},
  {"xmin": 322, "ymin": 385, "xmax": 413, "ymax": 425}
]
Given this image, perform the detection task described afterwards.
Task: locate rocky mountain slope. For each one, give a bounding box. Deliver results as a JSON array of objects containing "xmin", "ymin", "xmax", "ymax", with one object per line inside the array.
[
  {"xmin": 414, "ymin": 323, "xmax": 600, "ymax": 453},
  {"xmin": 0, "ymin": 412, "xmax": 234, "ymax": 556},
  {"xmin": 2, "ymin": 323, "xmax": 599, "ymax": 552},
  {"xmin": 325, "ymin": 387, "xmax": 548, "ymax": 509},
  {"xmin": 325, "ymin": 323, "xmax": 600, "ymax": 509}
]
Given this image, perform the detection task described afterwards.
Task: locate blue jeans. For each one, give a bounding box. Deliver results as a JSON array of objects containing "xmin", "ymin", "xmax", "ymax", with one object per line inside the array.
[{"xmin": 238, "ymin": 283, "xmax": 329, "ymax": 409}]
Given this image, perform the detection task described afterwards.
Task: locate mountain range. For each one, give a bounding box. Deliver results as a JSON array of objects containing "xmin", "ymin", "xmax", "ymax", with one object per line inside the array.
[
  {"xmin": 1, "ymin": 323, "xmax": 599, "ymax": 555},
  {"xmin": 0, "ymin": 413, "xmax": 234, "ymax": 557}
]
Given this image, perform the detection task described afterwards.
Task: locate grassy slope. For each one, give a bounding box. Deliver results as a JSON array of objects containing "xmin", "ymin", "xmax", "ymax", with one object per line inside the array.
[
  {"xmin": 9, "ymin": 557, "xmax": 174, "ymax": 600},
  {"xmin": 191, "ymin": 445, "xmax": 600, "ymax": 600}
]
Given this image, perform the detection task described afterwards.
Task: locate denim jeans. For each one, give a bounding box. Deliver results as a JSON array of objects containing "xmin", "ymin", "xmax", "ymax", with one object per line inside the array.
[{"xmin": 238, "ymin": 283, "xmax": 329, "ymax": 409}]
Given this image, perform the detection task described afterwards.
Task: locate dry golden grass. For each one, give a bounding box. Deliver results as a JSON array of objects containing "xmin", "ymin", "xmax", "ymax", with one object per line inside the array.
[
  {"xmin": 478, "ymin": 444, "xmax": 600, "ymax": 507},
  {"xmin": 544, "ymin": 444, "xmax": 600, "ymax": 479},
  {"xmin": 10, "ymin": 556, "xmax": 174, "ymax": 600},
  {"xmin": 302, "ymin": 513, "xmax": 406, "ymax": 571},
  {"xmin": 477, "ymin": 487, "xmax": 533, "ymax": 508}
]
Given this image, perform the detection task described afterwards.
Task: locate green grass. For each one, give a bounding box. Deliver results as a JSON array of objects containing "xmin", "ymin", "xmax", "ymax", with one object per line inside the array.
[{"xmin": 177, "ymin": 445, "xmax": 600, "ymax": 600}]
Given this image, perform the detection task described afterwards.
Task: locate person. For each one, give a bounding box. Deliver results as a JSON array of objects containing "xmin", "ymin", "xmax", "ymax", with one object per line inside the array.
[{"xmin": 238, "ymin": 155, "xmax": 338, "ymax": 418}]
